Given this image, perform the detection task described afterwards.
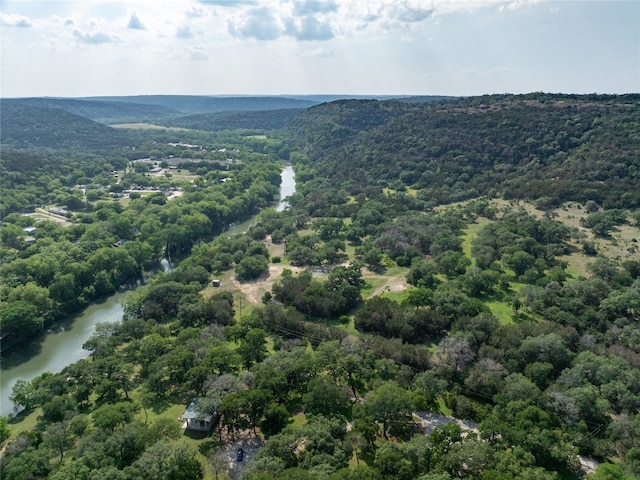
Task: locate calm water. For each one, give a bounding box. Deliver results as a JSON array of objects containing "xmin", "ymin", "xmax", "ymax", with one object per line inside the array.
[
  {"xmin": 276, "ymin": 165, "xmax": 296, "ymax": 212},
  {"xmin": 0, "ymin": 293, "xmax": 125, "ymax": 416},
  {"xmin": 227, "ymin": 164, "xmax": 296, "ymax": 235},
  {"xmin": 0, "ymin": 166, "xmax": 296, "ymax": 417}
]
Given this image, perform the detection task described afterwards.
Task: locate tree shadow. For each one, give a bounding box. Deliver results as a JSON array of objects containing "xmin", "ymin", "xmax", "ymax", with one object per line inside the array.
[
  {"xmin": 198, "ymin": 437, "xmax": 224, "ymax": 456},
  {"xmin": 368, "ymin": 264, "xmax": 387, "ymax": 275},
  {"xmin": 7, "ymin": 407, "xmax": 35, "ymax": 424},
  {"xmin": 147, "ymin": 395, "xmax": 174, "ymax": 414},
  {"xmin": 183, "ymin": 428, "xmax": 211, "ymax": 441},
  {"xmin": 360, "ymin": 445, "xmax": 377, "ymax": 467}
]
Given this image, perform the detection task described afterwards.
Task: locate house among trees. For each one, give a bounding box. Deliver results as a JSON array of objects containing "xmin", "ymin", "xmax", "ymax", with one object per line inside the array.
[{"xmin": 181, "ymin": 399, "xmax": 213, "ymax": 432}]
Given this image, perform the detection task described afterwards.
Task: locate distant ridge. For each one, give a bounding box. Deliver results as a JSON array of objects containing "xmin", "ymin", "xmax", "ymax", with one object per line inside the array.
[
  {"xmin": 0, "ymin": 95, "xmax": 457, "ymax": 126},
  {"xmin": 1, "ymin": 97, "xmax": 178, "ymax": 124},
  {"xmin": 81, "ymin": 95, "xmax": 319, "ymax": 115},
  {"xmin": 0, "ymin": 102, "xmax": 129, "ymax": 149},
  {"xmin": 159, "ymin": 108, "xmax": 306, "ymax": 132},
  {"xmin": 284, "ymin": 94, "xmax": 456, "ymax": 103}
]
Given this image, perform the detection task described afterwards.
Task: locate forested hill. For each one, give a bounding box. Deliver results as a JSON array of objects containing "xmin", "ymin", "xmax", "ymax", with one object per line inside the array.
[
  {"xmin": 0, "ymin": 102, "xmax": 130, "ymax": 150},
  {"xmin": 0, "ymin": 96, "xmax": 320, "ymax": 125},
  {"xmin": 1, "ymin": 98, "xmax": 178, "ymax": 124},
  {"xmin": 157, "ymin": 108, "xmax": 306, "ymax": 132},
  {"xmin": 288, "ymin": 94, "xmax": 640, "ymax": 209},
  {"xmin": 82, "ymin": 95, "xmax": 318, "ymax": 114}
]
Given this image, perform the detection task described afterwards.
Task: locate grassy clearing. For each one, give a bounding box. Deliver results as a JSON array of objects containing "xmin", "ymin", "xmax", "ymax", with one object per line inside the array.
[
  {"xmin": 344, "ymin": 243, "xmax": 357, "ymax": 258},
  {"xmin": 290, "ymin": 412, "xmax": 307, "ymax": 429},
  {"xmin": 382, "ymin": 266, "xmax": 410, "ymax": 277},
  {"xmin": 7, "ymin": 409, "xmax": 40, "ymax": 437},
  {"xmin": 436, "ymin": 398, "xmax": 453, "ymax": 416},
  {"xmin": 486, "ymin": 300, "xmax": 514, "ymax": 325},
  {"xmin": 461, "ymin": 217, "xmax": 491, "ymax": 266},
  {"xmin": 325, "ymin": 315, "xmax": 358, "ymax": 335},
  {"xmin": 361, "ymin": 278, "xmax": 385, "ymax": 298},
  {"xmin": 559, "ymin": 253, "xmax": 592, "ymax": 279},
  {"xmin": 134, "ymin": 399, "xmax": 184, "ymax": 426},
  {"xmin": 380, "ymin": 289, "xmax": 409, "ymax": 303}
]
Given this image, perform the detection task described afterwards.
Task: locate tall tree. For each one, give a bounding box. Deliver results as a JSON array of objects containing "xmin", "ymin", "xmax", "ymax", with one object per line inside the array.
[{"xmin": 363, "ymin": 382, "xmax": 414, "ymax": 439}]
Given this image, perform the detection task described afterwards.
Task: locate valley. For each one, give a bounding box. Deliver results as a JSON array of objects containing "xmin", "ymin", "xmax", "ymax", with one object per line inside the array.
[{"xmin": 1, "ymin": 94, "xmax": 639, "ymax": 480}]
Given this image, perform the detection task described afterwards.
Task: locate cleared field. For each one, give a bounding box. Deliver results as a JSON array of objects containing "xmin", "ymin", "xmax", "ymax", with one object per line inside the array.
[{"xmin": 110, "ymin": 123, "xmax": 192, "ymax": 131}]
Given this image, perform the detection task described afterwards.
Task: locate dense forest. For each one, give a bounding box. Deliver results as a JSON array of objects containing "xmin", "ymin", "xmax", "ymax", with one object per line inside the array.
[{"xmin": 0, "ymin": 94, "xmax": 639, "ymax": 480}]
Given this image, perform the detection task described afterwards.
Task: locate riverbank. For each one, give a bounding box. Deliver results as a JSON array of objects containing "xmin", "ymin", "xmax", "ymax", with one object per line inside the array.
[
  {"xmin": 0, "ymin": 165, "xmax": 296, "ymax": 418},
  {"xmin": 0, "ymin": 292, "xmax": 126, "ymax": 417}
]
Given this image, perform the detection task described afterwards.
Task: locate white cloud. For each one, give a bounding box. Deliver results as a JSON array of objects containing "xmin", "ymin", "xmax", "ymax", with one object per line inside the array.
[
  {"xmin": 228, "ymin": 6, "xmax": 282, "ymax": 40},
  {"xmin": 227, "ymin": 2, "xmax": 339, "ymax": 42},
  {"xmin": 391, "ymin": 2, "xmax": 434, "ymax": 23},
  {"xmin": 176, "ymin": 25, "xmax": 195, "ymax": 39},
  {"xmin": 191, "ymin": 46, "xmax": 210, "ymax": 60},
  {"xmin": 292, "ymin": 0, "xmax": 338, "ymax": 16},
  {"xmin": 73, "ymin": 29, "xmax": 118, "ymax": 44},
  {"xmin": 0, "ymin": 0, "xmax": 636, "ymax": 96},
  {"xmin": 186, "ymin": 6, "xmax": 206, "ymax": 18},
  {"xmin": 127, "ymin": 12, "xmax": 145, "ymax": 29},
  {"xmin": 286, "ymin": 15, "xmax": 334, "ymax": 41},
  {"xmin": 499, "ymin": 0, "xmax": 543, "ymax": 12},
  {"xmin": 0, "ymin": 13, "xmax": 33, "ymax": 27},
  {"xmin": 199, "ymin": 0, "xmax": 258, "ymax": 7}
]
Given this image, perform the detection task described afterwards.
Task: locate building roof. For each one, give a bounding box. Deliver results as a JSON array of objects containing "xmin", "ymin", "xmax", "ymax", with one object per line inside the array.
[{"xmin": 181, "ymin": 399, "xmax": 212, "ymax": 422}]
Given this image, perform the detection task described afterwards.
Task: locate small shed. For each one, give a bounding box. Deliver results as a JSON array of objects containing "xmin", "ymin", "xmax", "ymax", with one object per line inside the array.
[
  {"xmin": 212, "ymin": 279, "xmax": 221, "ymax": 288},
  {"xmin": 181, "ymin": 399, "xmax": 213, "ymax": 432}
]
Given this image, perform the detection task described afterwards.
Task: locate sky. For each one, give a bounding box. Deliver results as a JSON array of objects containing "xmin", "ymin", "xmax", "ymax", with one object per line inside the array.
[{"xmin": 1, "ymin": 0, "xmax": 638, "ymax": 97}]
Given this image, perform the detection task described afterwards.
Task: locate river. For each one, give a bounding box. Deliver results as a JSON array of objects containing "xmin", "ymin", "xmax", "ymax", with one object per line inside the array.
[
  {"xmin": 276, "ymin": 165, "xmax": 296, "ymax": 212},
  {"xmin": 226, "ymin": 164, "xmax": 296, "ymax": 235},
  {"xmin": 0, "ymin": 293, "xmax": 125, "ymax": 416},
  {"xmin": 0, "ymin": 165, "xmax": 296, "ymax": 417}
]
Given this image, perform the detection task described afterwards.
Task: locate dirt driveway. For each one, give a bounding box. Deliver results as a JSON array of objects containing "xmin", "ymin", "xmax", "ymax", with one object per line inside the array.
[{"xmin": 223, "ymin": 435, "xmax": 264, "ymax": 479}]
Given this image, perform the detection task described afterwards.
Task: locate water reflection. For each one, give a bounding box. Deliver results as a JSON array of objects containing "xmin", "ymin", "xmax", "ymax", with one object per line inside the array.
[{"xmin": 0, "ymin": 293, "xmax": 125, "ymax": 416}]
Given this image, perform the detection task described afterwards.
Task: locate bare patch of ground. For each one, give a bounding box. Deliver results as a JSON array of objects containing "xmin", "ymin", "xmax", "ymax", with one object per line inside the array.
[
  {"xmin": 361, "ymin": 266, "xmax": 410, "ymax": 300},
  {"xmin": 578, "ymin": 455, "xmax": 599, "ymax": 476},
  {"xmin": 368, "ymin": 275, "xmax": 409, "ymax": 298},
  {"xmin": 231, "ymin": 264, "xmax": 304, "ymax": 306},
  {"xmin": 414, "ymin": 411, "xmax": 479, "ymax": 436}
]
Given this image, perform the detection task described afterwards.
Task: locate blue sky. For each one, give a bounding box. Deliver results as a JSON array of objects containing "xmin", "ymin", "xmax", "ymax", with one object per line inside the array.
[{"xmin": 1, "ymin": 0, "xmax": 638, "ymax": 97}]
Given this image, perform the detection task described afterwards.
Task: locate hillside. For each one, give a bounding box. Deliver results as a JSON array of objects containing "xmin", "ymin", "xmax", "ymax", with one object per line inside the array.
[
  {"xmin": 158, "ymin": 108, "xmax": 306, "ymax": 132},
  {"xmin": 82, "ymin": 95, "xmax": 318, "ymax": 114},
  {"xmin": 1, "ymin": 98, "xmax": 178, "ymax": 124},
  {"xmin": 0, "ymin": 102, "xmax": 130, "ymax": 149},
  {"xmin": 289, "ymin": 93, "xmax": 640, "ymax": 209}
]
